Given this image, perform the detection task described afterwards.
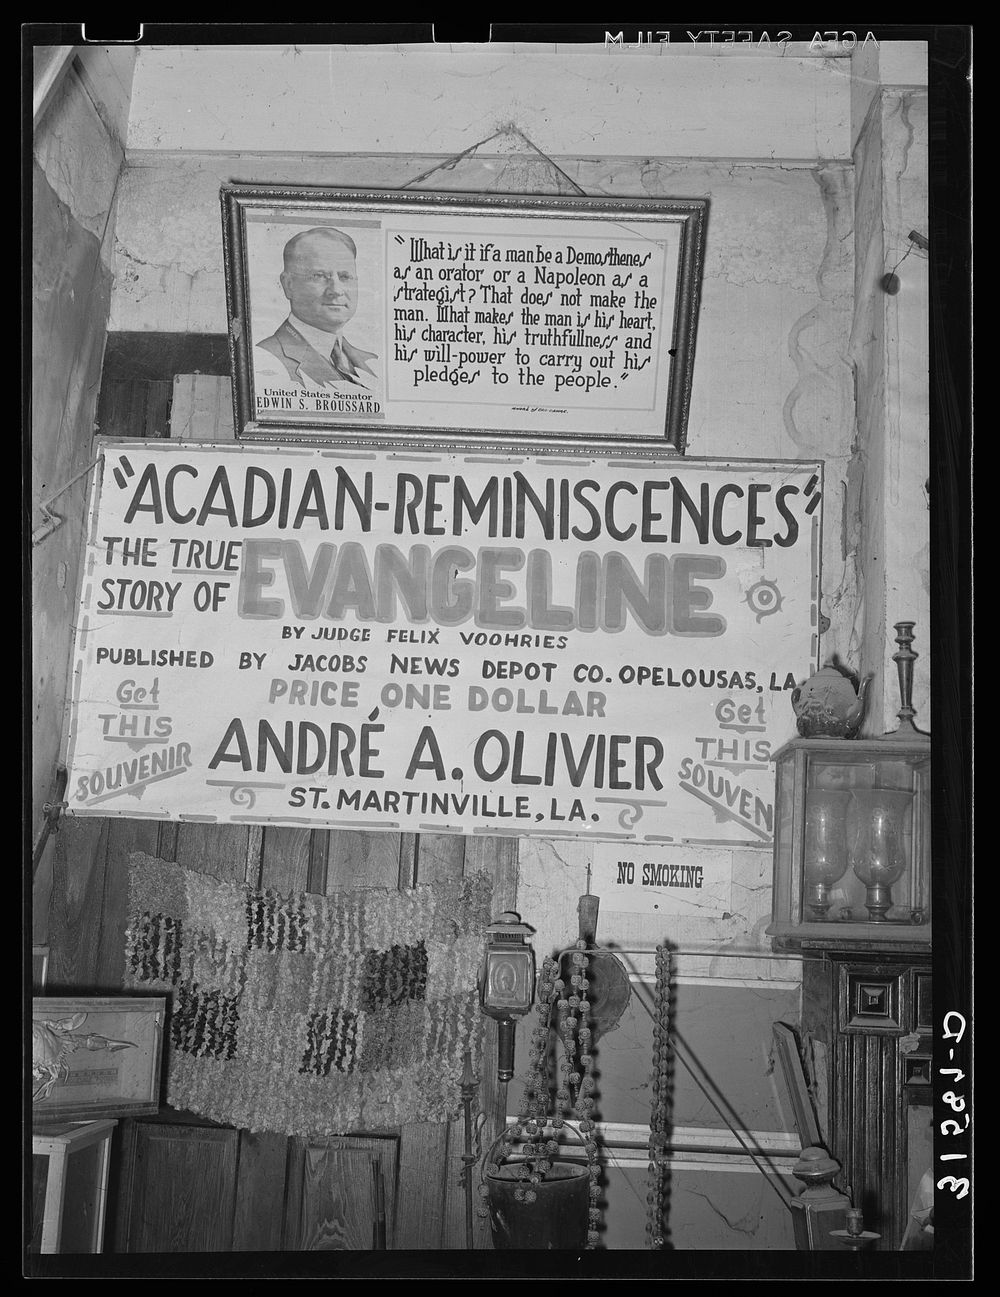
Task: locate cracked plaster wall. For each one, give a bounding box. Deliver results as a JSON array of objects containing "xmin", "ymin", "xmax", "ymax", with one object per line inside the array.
[
  {"xmin": 125, "ymin": 47, "xmax": 852, "ymax": 159},
  {"xmin": 32, "ymin": 66, "xmax": 125, "ymax": 937},
  {"xmin": 878, "ymin": 91, "xmax": 930, "ymax": 730},
  {"xmin": 851, "ymin": 90, "xmax": 930, "ymax": 733}
]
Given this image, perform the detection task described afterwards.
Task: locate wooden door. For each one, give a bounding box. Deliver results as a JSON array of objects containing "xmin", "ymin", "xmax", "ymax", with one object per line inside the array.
[
  {"xmin": 285, "ymin": 1136, "xmax": 398, "ymax": 1250},
  {"xmin": 115, "ymin": 1123, "xmax": 239, "ymax": 1252}
]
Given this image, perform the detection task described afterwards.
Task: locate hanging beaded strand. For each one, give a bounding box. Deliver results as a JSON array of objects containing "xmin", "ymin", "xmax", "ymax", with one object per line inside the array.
[
  {"xmin": 645, "ymin": 944, "xmax": 671, "ymax": 1249},
  {"xmin": 570, "ymin": 940, "xmax": 601, "ymax": 1249}
]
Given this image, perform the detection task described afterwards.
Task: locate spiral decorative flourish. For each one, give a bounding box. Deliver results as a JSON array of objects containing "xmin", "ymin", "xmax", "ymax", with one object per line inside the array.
[
  {"xmin": 594, "ymin": 797, "xmax": 667, "ymax": 830},
  {"xmin": 743, "ymin": 577, "xmax": 784, "ymax": 622},
  {"xmin": 204, "ymin": 779, "xmax": 286, "ymax": 809}
]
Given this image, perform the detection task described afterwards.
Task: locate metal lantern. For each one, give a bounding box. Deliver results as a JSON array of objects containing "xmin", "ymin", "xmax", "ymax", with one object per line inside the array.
[{"xmin": 478, "ymin": 913, "xmax": 536, "ymax": 1081}]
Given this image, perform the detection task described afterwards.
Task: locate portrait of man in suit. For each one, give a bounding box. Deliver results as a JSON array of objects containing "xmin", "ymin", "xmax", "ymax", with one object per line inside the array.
[{"xmin": 257, "ymin": 227, "xmax": 379, "ymax": 392}]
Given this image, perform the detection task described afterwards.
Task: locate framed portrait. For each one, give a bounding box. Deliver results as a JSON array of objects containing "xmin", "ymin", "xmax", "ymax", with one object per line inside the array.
[
  {"xmin": 221, "ymin": 185, "xmax": 708, "ymax": 448},
  {"xmin": 31, "ymin": 996, "xmax": 165, "ymax": 1123}
]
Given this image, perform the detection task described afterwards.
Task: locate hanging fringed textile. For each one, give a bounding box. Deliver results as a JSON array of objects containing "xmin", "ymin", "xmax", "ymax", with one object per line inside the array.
[{"xmin": 123, "ymin": 853, "xmax": 492, "ymax": 1135}]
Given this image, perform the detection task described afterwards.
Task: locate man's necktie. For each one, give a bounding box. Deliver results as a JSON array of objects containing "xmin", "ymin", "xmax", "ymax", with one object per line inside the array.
[{"xmin": 330, "ymin": 339, "xmax": 363, "ymax": 386}]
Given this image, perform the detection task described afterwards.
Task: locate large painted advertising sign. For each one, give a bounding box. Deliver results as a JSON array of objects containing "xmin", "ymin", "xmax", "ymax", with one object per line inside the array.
[{"xmin": 63, "ymin": 439, "xmax": 821, "ymax": 846}]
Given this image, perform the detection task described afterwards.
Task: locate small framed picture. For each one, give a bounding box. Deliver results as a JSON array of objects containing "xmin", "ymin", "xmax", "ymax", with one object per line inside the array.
[
  {"xmin": 31, "ymin": 996, "xmax": 165, "ymax": 1123},
  {"xmin": 221, "ymin": 184, "xmax": 708, "ymax": 448}
]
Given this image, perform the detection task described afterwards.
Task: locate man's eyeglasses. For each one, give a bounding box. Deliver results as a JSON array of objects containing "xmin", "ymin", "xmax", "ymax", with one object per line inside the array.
[{"xmin": 286, "ymin": 271, "xmax": 356, "ymax": 287}]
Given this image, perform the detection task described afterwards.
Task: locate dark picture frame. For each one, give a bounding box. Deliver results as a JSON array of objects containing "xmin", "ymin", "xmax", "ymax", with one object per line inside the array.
[
  {"xmin": 221, "ymin": 184, "xmax": 708, "ymax": 449},
  {"xmin": 31, "ymin": 996, "xmax": 165, "ymax": 1123}
]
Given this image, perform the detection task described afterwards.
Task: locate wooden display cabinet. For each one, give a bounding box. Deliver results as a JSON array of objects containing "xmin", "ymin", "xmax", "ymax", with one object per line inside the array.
[
  {"xmin": 767, "ymin": 734, "xmax": 930, "ymax": 952},
  {"xmin": 30, "ymin": 1120, "xmax": 117, "ymax": 1254},
  {"xmin": 769, "ymin": 625, "xmax": 935, "ymax": 1247}
]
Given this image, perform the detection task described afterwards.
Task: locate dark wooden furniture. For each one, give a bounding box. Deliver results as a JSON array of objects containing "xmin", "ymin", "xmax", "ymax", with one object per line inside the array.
[
  {"xmin": 800, "ymin": 950, "xmax": 932, "ymax": 1249},
  {"xmin": 112, "ymin": 1112, "xmax": 400, "ymax": 1252}
]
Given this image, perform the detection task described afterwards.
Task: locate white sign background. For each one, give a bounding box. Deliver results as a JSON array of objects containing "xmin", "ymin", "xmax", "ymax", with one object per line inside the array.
[
  {"xmin": 242, "ymin": 204, "xmax": 684, "ymax": 439},
  {"xmin": 591, "ymin": 842, "xmax": 734, "ymax": 918},
  {"xmin": 64, "ymin": 440, "xmax": 821, "ymax": 845}
]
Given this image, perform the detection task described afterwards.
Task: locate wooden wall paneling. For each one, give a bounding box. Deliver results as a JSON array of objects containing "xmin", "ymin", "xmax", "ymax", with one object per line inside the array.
[
  {"xmin": 111, "ymin": 1119, "xmax": 139, "ymax": 1252},
  {"xmin": 393, "ymin": 833, "xmax": 468, "ymax": 1249},
  {"xmin": 464, "ymin": 835, "xmax": 519, "ymax": 1249},
  {"xmin": 416, "ymin": 832, "xmax": 467, "ymax": 885},
  {"xmin": 48, "ymin": 816, "xmax": 110, "ymax": 989},
  {"xmin": 173, "ymin": 822, "xmax": 251, "ymax": 884},
  {"xmin": 282, "ymin": 1137, "xmax": 305, "ymax": 1249},
  {"xmin": 95, "ymin": 378, "xmax": 173, "ymax": 440},
  {"xmin": 94, "ymin": 817, "xmax": 163, "ymax": 991},
  {"xmin": 367, "ymin": 1134, "xmax": 400, "ymax": 1250},
  {"xmin": 464, "ymin": 834, "xmax": 518, "ymax": 911},
  {"xmin": 287, "ymin": 1137, "xmax": 399, "ymax": 1251},
  {"xmin": 417, "ymin": 834, "xmax": 466, "ymax": 887},
  {"xmin": 101, "ymin": 333, "xmax": 231, "ymax": 382},
  {"xmin": 114, "ymin": 1122, "xmax": 239, "ymax": 1252},
  {"xmin": 836, "ymin": 1029, "xmax": 901, "ymax": 1246},
  {"xmin": 142, "ymin": 380, "xmax": 173, "ymax": 440},
  {"xmin": 324, "ymin": 827, "xmax": 402, "ymax": 894},
  {"xmin": 231, "ymin": 1131, "xmax": 291, "ymax": 1252},
  {"xmin": 244, "ymin": 823, "xmax": 264, "ymax": 887},
  {"xmin": 48, "ymin": 814, "xmax": 161, "ymax": 992},
  {"xmin": 123, "ymin": 381, "xmax": 151, "ymax": 438},
  {"xmin": 233, "ymin": 821, "xmax": 295, "ymax": 1255},
  {"xmin": 440, "ymin": 1114, "xmax": 473, "ymax": 1249},
  {"xmin": 259, "ymin": 825, "xmax": 314, "ymax": 896},
  {"xmin": 94, "ymin": 376, "xmax": 131, "ymax": 435},
  {"xmin": 155, "ymin": 819, "xmax": 180, "ymax": 862},
  {"xmin": 398, "ymin": 832, "xmax": 418, "ymax": 890},
  {"xmin": 392, "ymin": 1099, "xmax": 449, "ymax": 1245},
  {"xmin": 300, "ymin": 1146, "xmax": 374, "ymax": 1251},
  {"xmin": 423, "ymin": 833, "xmax": 469, "ymax": 1250},
  {"xmin": 307, "ymin": 829, "xmax": 329, "ymax": 894}
]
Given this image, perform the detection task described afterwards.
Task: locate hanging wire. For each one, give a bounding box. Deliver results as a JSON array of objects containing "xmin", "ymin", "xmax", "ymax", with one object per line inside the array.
[
  {"xmin": 400, "ymin": 124, "xmax": 588, "ymax": 196},
  {"xmin": 502, "ymin": 126, "xmax": 588, "ymax": 196},
  {"xmin": 400, "ymin": 129, "xmax": 509, "ymax": 189},
  {"xmin": 886, "ymin": 230, "xmax": 929, "ymax": 278}
]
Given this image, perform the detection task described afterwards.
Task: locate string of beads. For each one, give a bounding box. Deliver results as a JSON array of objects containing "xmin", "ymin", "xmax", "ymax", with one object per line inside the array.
[{"xmin": 645, "ymin": 944, "xmax": 671, "ymax": 1249}]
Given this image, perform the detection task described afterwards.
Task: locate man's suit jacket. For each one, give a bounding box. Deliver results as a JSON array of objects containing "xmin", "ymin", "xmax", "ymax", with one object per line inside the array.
[{"xmin": 257, "ymin": 319, "xmax": 378, "ymax": 390}]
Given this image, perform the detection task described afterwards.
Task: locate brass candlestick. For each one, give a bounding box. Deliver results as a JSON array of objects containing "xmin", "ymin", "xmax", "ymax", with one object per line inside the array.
[
  {"xmin": 831, "ymin": 1206, "xmax": 880, "ymax": 1250},
  {"xmin": 889, "ymin": 621, "xmax": 919, "ymax": 736}
]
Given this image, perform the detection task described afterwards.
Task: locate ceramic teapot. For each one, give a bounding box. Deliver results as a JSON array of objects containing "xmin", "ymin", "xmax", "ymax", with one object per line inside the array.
[{"xmin": 791, "ymin": 663, "xmax": 872, "ymax": 738}]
